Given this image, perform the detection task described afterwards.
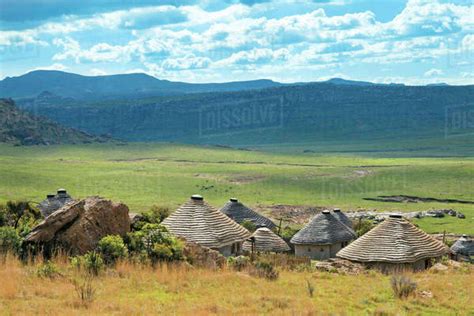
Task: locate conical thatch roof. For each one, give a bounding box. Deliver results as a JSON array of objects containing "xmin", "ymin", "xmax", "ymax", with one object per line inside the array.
[
  {"xmin": 38, "ymin": 189, "xmax": 73, "ymax": 217},
  {"xmin": 290, "ymin": 210, "xmax": 356, "ymax": 245},
  {"xmin": 332, "ymin": 209, "xmax": 353, "ymax": 229},
  {"xmin": 337, "ymin": 215, "xmax": 449, "ymax": 263},
  {"xmin": 243, "ymin": 227, "xmax": 290, "ymax": 253},
  {"xmin": 451, "ymin": 235, "xmax": 474, "ymax": 256},
  {"xmin": 220, "ymin": 198, "xmax": 276, "ymax": 229},
  {"xmin": 162, "ymin": 195, "xmax": 250, "ymax": 249}
]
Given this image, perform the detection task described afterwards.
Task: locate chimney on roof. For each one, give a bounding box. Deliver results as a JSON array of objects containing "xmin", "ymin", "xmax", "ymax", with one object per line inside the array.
[
  {"xmin": 230, "ymin": 198, "xmax": 238, "ymax": 203},
  {"xmin": 389, "ymin": 214, "xmax": 402, "ymax": 218},
  {"xmin": 191, "ymin": 194, "xmax": 203, "ymax": 201},
  {"xmin": 46, "ymin": 194, "xmax": 55, "ymax": 199},
  {"xmin": 322, "ymin": 210, "xmax": 330, "ymax": 214},
  {"xmin": 57, "ymin": 188, "xmax": 67, "ymax": 194},
  {"xmin": 333, "ymin": 208, "xmax": 341, "ymax": 212}
]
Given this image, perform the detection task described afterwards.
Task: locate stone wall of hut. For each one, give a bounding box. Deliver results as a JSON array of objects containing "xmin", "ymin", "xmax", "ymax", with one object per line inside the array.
[
  {"xmin": 295, "ymin": 243, "xmax": 347, "ymax": 260},
  {"xmin": 364, "ymin": 257, "xmax": 441, "ymax": 273}
]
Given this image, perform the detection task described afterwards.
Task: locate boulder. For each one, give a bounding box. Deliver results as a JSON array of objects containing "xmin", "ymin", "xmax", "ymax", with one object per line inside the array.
[
  {"xmin": 183, "ymin": 241, "xmax": 226, "ymax": 269},
  {"xmin": 25, "ymin": 196, "xmax": 130, "ymax": 255}
]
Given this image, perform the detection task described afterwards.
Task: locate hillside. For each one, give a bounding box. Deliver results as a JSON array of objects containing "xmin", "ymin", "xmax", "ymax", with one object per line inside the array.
[
  {"xmin": 0, "ymin": 99, "xmax": 106, "ymax": 145},
  {"xmin": 16, "ymin": 83, "xmax": 474, "ymax": 149},
  {"xmin": 0, "ymin": 70, "xmax": 283, "ymax": 100}
]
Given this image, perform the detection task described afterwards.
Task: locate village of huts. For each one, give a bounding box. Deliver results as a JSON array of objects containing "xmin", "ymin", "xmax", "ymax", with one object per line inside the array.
[{"xmin": 20, "ymin": 189, "xmax": 472, "ymax": 275}]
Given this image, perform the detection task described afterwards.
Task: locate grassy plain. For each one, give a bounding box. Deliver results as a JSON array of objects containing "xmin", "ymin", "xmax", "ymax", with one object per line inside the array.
[
  {"xmin": 0, "ymin": 255, "xmax": 473, "ymax": 315},
  {"xmin": 0, "ymin": 142, "xmax": 472, "ymax": 234}
]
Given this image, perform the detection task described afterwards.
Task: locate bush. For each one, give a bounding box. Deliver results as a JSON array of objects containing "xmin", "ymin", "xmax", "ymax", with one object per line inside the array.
[
  {"xmin": 227, "ymin": 255, "xmax": 250, "ymax": 271},
  {"xmin": 124, "ymin": 224, "xmax": 184, "ymax": 264},
  {"xmin": 97, "ymin": 235, "xmax": 128, "ymax": 265},
  {"xmin": 71, "ymin": 251, "xmax": 104, "ymax": 276},
  {"xmin": 391, "ymin": 275, "xmax": 417, "ymax": 299},
  {"xmin": 280, "ymin": 226, "xmax": 299, "ymax": 241},
  {"xmin": 36, "ymin": 261, "xmax": 61, "ymax": 279},
  {"xmin": 1, "ymin": 201, "xmax": 41, "ymax": 230},
  {"xmin": 0, "ymin": 226, "xmax": 22, "ymax": 255},
  {"xmin": 251, "ymin": 260, "xmax": 279, "ymax": 281},
  {"xmin": 132, "ymin": 206, "xmax": 171, "ymax": 231},
  {"xmin": 354, "ymin": 219, "xmax": 375, "ymax": 237},
  {"xmin": 241, "ymin": 220, "xmax": 256, "ymax": 232}
]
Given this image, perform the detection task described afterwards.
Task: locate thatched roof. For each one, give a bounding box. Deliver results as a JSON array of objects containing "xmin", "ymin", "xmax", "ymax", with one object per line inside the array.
[
  {"xmin": 162, "ymin": 195, "xmax": 250, "ymax": 249},
  {"xmin": 220, "ymin": 198, "xmax": 276, "ymax": 229},
  {"xmin": 451, "ymin": 235, "xmax": 474, "ymax": 256},
  {"xmin": 38, "ymin": 189, "xmax": 73, "ymax": 217},
  {"xmin": 337, "ymin": 215, "xmax": 449, "ymax": 263},
  {"xmin": 332, "ymin": 209, "xmax": 353, "ymax": 229},
  {"xmin": 243, "ymin": 227, "xmax": 290, "ymax": 253},
  {"xmin": 290, "ymin": 210, "xmax": 356, "ymax": 245}
]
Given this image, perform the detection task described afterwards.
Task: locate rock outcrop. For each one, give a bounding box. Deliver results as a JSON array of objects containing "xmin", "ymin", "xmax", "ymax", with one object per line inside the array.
[
  {"xmin": 183, "ymin": 241, "xmax": 226, "ymax": 269},
  {"xmin": 26, "ymin": 196, "xmax": 130, "ymax": 255}
]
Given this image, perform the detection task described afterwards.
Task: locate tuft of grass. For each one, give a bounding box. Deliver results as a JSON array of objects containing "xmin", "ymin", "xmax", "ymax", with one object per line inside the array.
[{"xmin": 391, "ymin": 275, "xmax": 417, "ymax": 299}]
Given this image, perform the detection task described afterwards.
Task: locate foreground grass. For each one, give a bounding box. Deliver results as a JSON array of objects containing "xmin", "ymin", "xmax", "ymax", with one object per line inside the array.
[
  {"xmin": 0, "ymin": 143, "xmax": 473, "ymax": 234},
  {"xmin": 0, "ymin": 254, "xmax": 473, "ymax": 315}
]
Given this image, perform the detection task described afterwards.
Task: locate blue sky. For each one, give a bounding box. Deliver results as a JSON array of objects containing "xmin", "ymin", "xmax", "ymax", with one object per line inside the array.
[{"xmin": 0, "ymin": 0, "xmax": 472, "ymax": 84}]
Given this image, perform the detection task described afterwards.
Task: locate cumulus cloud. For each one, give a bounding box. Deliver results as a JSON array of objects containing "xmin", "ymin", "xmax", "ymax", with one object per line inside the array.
[
  {"xmin": 1, "ymin": 0, "xmax": 473, "ymax": 84},
  {"xmin": 424, "ymin": 68, "xmax": 444, "ymax": 76}
]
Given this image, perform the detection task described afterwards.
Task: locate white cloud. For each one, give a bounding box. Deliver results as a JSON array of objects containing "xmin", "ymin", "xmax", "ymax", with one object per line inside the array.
[
  {"xmin": 424, "ymin": 68, "xmax": 444, "ymax": 76},
  {"xmin": 89, "ymin": 68, "xmax": 108, "ymax": 76}
]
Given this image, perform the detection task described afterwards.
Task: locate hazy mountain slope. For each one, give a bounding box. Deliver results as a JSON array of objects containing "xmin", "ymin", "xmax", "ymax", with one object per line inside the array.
[
  {"xmin": 0, "ymin": 70, "xmax": 283, "ymax": 100},
  {"xmin": 17, "ymin": 83, "xmax": 474, "ymax": 146},
  {"xmin": 0, "ymin": 98, "xmax": 106, "ymax": 145}
]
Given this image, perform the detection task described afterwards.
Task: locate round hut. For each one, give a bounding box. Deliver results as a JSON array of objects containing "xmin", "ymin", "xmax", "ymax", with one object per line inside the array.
[
  {"xmin": 450, "ymin": 235, "xmax": 473, "ymax": 262},
  {"xmin": 337, "ymin": 214, "xmax": 450, "ymax": 272},
  {"xmin": 220, "ymin": 198, "xmax": 276, "ymax": 229},
  {"xmin": 290, "ymin": 210, "xmax": 356, "ymax": 260},
  {"xmin": 162, "ymin": 195, "xmax": 251, "ymax": 256},
  {"xmin": 38, "ymin": 188, "xmax": 73, "ymax": 218},
  {"xmin": 243, "ymin": 227, "xmax": 290, "ymax": 253}
]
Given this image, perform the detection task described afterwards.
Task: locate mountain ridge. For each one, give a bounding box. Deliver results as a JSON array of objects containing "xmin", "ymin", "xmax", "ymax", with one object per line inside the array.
[{"xmin": 0, "ymin": 98, "xmax": 109, "ymax": 145}]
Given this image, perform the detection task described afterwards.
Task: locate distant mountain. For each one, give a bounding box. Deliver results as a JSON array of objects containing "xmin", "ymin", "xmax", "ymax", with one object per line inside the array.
[
  {"xmin": 16, "ymin": 83, "xmax": 474, "ymax": 146},
  {"xmin": 0, "ymin": 98, "xmax": 108, "ymax": 145},
  {"xmin": 324, "ymin": 78, "xmax": 405, "ymax": 86},
  {"xmin": 0, "ymin": 70, "xmax": 284, "ymax": 100}
]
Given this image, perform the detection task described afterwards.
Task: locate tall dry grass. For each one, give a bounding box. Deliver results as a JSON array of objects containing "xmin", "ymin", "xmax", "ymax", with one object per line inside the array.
[{"xmin": 0, "ymin": 254, "xmax": 472, "ymax": 315}]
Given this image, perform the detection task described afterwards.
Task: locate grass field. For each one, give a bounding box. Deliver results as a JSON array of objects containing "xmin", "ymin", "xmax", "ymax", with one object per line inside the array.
[
  {"xmin": 0, "ymin": 143, "xmax": 472, "ymax": 234},
  {"xmin": 1, "ymin": 255, "xmax": 473, "ymax": 315}
]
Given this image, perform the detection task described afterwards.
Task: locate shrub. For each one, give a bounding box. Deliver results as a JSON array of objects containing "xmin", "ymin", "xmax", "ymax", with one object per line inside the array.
[
  {"xmin": 251, "ymin": 260, "xmax": 279, "ymax": 281},
  {"xmin": 97, "ymin": 235, "xmax": 128, "ymax": 265},
  {"xmin": 132, "ymin": 206, "xmax": 171, "ymax": 230},
  {"xmin": 227, "ymin": 255, "xmax": 250, "ymax": 271},
  {"xmin": 280, "ymin": 226, "xmax": 299, "ymax": 241},
  {"xmin": 71, "ymin": 251, "xmax": 104, "ymax": 276},
  {"xmin": 391, "ymin": 275, "xmax": 417, "ymax": 299},
  {"xmin": 36, "ymin": 261, "xmax": 61, "ymax": 279},
  {"xmin": 125, "ymin": 224, "xmax": 184, "ymax": 264},
  {"xmin": 241, "ymin": 220, "xmax": 256, "ymax": 232},
  {"xmin": 0, "ymin": 226, "xmax": 22, "ymax": 255},
  {"xmin": 1, "ymin": 201, "xmax": 41, "ymax": 230},
  {"xmin": 354, "ymin": 219, "xmax": 375, "ymax": 237}
]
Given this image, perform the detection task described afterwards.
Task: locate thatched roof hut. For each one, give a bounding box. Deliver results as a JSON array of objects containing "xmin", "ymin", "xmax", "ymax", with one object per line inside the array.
[
  {"xmin": 451, "ymin": 235, "xmax": 473, "ymax": 262},
  {"xmin": 220, "ymin": 198, "xmax": 276, "ymax": 229},
  {"xmin": 291, "ymin": 210, "xmax": 356, "ymax": 260},
  {"xmin": 38, "ymin": 188, "xmax": 73, "ymax": 217},
  {"xmin": 291, "ymin": 210, "xmax": 356, "ymax": 245},
  {"xmin": 332, "ymin": 208, "xmax": 353, "ymax": 229},
  {"xmin": 162, "ymin": 195, "xmax": 250, "ymax": 256},
  {"xmin": 337, "ymin": 215, "xmax": 450, "ymax": 272},
  {"xmin": 243, "ymin": 227, "xmax": 290, "ymax": 253}
]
